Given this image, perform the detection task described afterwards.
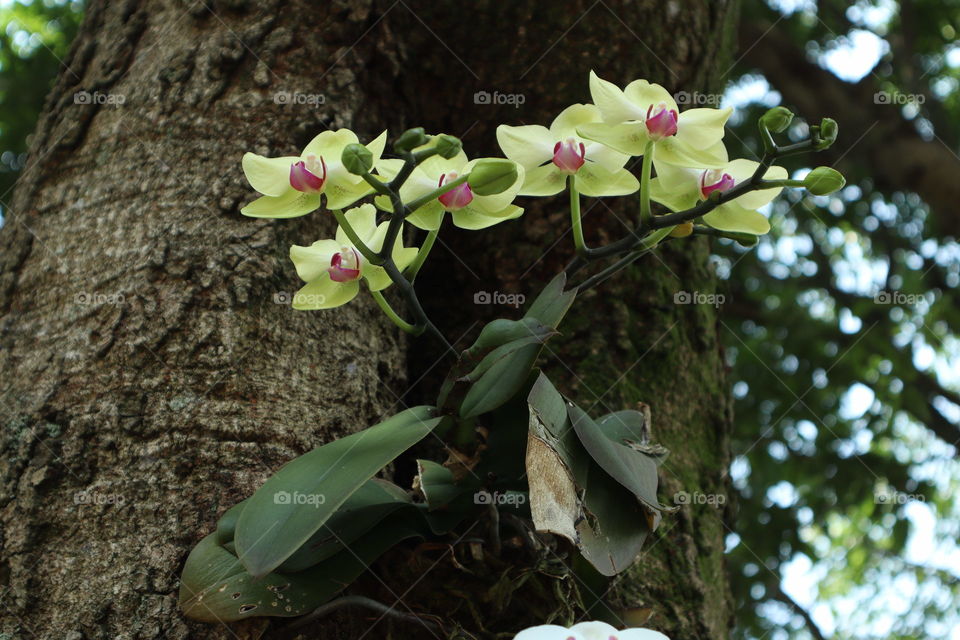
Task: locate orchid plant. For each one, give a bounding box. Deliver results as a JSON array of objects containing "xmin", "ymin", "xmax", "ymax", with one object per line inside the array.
[{"xmin": 179, "ymin": 72, "xmax": 844, "ymax": 636}]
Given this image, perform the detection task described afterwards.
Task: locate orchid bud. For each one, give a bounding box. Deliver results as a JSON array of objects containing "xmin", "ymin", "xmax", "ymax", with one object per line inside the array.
[
  {"xmin": 289, "ymin": 155, "xmax": 327, "ymax": 193},
  {"xmin": 760, "ymin": 106, "xmax": 794, "ymax": 134},
  {"xmin": 670, "ymin": 222, "xmax": 693, "ymax": 238},
  {"xmin": 435, "ymin": 134, "xmax": 462, "ymax": 159},
  {"xmin": 552, "ymin": 139, "xmax": 586, "ymax": 174},
  {"xmin": 804, "ymin": 167, "xmax": 845, "ymax": 195},
  {"xmin": 812, "ymin": 118, "xmax": 838, "ymax": 150},
  {"xmin": 341, "ymin": 143, "xmax": 373, "ymax": 175},
  {"xmin": 394, "ymin": 127, "xmax": 428, "ymax": 153},
  {"xmin": 467, "ymin": 159, "xmax": 518, "ymax": 196},
  {"xmin": 437, "ymin": 173, "xmax": 474, "ymax": 210},
  {"xmin": 645, "ymin": 103, "xmax": 679, "ymax": 140}
]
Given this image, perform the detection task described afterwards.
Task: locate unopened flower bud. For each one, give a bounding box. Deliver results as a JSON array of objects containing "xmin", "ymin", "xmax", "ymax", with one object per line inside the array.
[
  {"xmin": 813, "ymin": 118, "xmax": 838, "ymax": 150},
  {"xmin": 670, "ymin": 222, "xmax": 694, "ymax": 238},
  {"xmin": 394, "ymin": 127, "xmax": 428, "ymax": 153},
  {"xmin": 341, "ymin": 143, "xmax": 373, "ymax": 175},
  {"xmin": 435, "ymin": 134, "xmax": 463, "ymax": 159},
  {"xmin": 803, "ymin": 166, "xmax": 845, "ymax": 195},
  {"xmin": 467, "ymin": 159, "xmax": 518, "ymax": 196},
  {"xmin": 760, "ymin": 106, "xmax": 794, "ymax": 134}
]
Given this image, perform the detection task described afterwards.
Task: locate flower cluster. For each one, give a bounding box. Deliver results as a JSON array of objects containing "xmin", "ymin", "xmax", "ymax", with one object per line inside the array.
[{"xmin": 238, "ymin": 71, "xmax": 828, "ymax": 318}]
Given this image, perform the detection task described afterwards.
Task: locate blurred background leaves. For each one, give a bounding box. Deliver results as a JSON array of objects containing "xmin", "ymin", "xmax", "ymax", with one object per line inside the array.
[{"xmin": 1, "ymin": 0, "xmax": 956, "ymax": 638}]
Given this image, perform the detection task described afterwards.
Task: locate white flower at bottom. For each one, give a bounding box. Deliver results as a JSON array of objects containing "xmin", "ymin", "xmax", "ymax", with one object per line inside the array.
[{"xmin": 514, "ymin": 622, "xmax": 670, "ymax": 640}]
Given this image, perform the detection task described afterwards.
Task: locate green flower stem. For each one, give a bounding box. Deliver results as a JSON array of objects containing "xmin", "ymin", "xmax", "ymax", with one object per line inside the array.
[
  {"xmin": 405, "ymin": 225, "xmax": 440, "ymax": 283},
  {"xmin": 569, "ymin": 175, "xmax": 587, "ymax": 256},
  {"xmin": 332, "ymin": 209, "xmax": 383, "ymax": 266},
  {"xmin": 574, "ymin": 227, "xmax": 673, "ymax": 292},
  {"xmin": 406, "ymin": 173, "xmax": 469, "ymax": 213},
  {"xmin": 639, "ymin": 141, "xmax": 654, "ymax": 228},
  {"xmin": 359, "ymin": 172, "xmax": 392, "ymax": 197},
  {"xmin": 762, "ymin": 178, "xmax": 806, "ymax": 188},
  {"xmin": 371, "ymin": 290, "xmax": 418, "ymax": 334}
]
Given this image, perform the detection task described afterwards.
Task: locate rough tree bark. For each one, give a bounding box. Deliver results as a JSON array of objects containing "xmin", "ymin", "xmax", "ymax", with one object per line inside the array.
[{"xmin": 0, "ymin": 1, "xmax": 739, "ymax": 638}]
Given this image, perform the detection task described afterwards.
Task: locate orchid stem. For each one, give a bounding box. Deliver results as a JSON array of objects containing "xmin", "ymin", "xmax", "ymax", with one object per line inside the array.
[
  {"xmin": 406, "ymin": 224, "xmax": 440, "ymax": 283},
  {"xmin": 569, "ymin": 175, "xmax": 587, "ymax": 256},
  {"xmin": 639, "ymin": 141, "xmax": 654, "ymax": 228},
  {"xmin": 371, "ymin": 290, "xmax": 418, "ymax": 334}
]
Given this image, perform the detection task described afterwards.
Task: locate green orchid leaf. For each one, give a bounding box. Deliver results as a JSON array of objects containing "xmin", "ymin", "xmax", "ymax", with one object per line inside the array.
[
  {"xmin": 277, "ymin": 479, "xmax": 412, "ymax": 573},
  {"xmin": 180, "ymin": 515, "xmax": 423, "ymax": 622},
  {"xmin": 568, "ymin": 404, "xmax": 666, "ymax": 513},
  {"xmin": 235, "ymin": 405, "xmax": 442, "ymax": 578},
  {"xmin": 524, "ymin": 272, "xmax": 576, "ymax": 328},
  {"xmin": 576, "ymin": 463, "xmax": 651, "ymax": 577},
  {"xmin": 414, "ymin": 460, "xmax": 461, "ymax": 510},
  {"xmin": 215, "ymin": 500, "xmax": 247, "ymax": 545}
]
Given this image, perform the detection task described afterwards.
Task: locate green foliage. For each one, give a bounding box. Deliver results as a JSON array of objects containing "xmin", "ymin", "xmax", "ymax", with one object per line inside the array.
[
  {"xmin": 0, "ymin": 0, "xmax": 82, "ymax": 207},
  {"xmin": 726, "ymin": 2, "xmax": 960, "ymax": 638}
]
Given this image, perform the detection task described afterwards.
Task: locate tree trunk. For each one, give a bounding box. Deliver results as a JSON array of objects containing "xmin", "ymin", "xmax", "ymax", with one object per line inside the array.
[{"xmin": 0, "ymin": 1, "xmax": 739, "ymax": 639}]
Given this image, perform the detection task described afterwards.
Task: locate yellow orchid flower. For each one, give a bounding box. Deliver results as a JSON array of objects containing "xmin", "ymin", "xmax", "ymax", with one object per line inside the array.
[
  {"xmin": 497, "ymin": 104, "xmax": 639, "ymax": 198},
  {"xmin": 241, "ymin": 129, "xmax": 387, "ymax": 218},
  {"xmin": 649, "ymin": 159, "xmax": 788, "ymax": 234},
  {"xmin": 578, "ymin": 71, "xmax": 731, "ymax": 168},
  {"xmin": 375, "ymin": 150, "xmax": 525, "ymax": 230},
  {"xmin": 288, "ymin": 204, "xmax": 417, "ymax": 310}
]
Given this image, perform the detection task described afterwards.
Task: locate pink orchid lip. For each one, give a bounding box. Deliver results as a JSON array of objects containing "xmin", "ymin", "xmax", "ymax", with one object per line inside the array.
[
  {"xmin": 328, "ymin": 247, "xmax": 361, "ymax": 282},
  {"xmin": 700, "ymin": 170, "xmax": 736, "ymax": 199},
  {"xmin": 645, "ymin": 103, "xmax": 679, "ymax": 140},
  {"xmin": 437, "ymin": 173, "xmax": 474, "ymax": 210},
  {"xmin": 552, "ymin": 138, "xmax": 586, "ymax": 174},
  {"xmin": 290, "ymin": 155, "xmax": 327, "ymax": 193}
]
